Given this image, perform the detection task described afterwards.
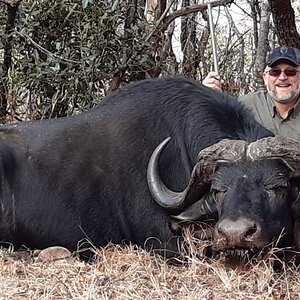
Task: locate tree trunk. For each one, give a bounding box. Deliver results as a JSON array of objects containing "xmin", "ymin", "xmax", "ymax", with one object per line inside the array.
[
  {"xmin": 0, "ymin": 2, "xmax": 20, "ymax": 122},
  {"xmin": 254, "ymin": 0, "xmax": 271, "ymax": 90},
  {"xmin": 181, "ymin": 0, "xmax": 197, "ymax": 77},
  {"xmin": 268, "ymin": 0, "xmax": 300, "ymax": 47},
  {"xmin": 197, "ymin": 9, "xmax": 210, "ymax": 79}
]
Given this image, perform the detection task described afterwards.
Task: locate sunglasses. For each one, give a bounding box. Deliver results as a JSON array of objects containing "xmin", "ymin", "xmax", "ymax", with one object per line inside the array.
[{"xmin": 266, "ymin": 68, "xmax": 300, "ymax": 77}]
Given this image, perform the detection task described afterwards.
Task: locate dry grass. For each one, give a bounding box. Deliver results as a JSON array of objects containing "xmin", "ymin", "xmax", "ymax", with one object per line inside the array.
[{"xmin": 0, "ymin": 237, "xmax": 299, "ymax": 300}]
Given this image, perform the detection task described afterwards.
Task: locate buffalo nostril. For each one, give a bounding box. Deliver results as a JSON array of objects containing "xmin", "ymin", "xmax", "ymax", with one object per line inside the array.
[
  {"xmin": 215, "ymin": 218, "xmax": 262, "ymax": 247},
  {"xmin": 245, "ymin": 224, "xmax": 257, "ymax": 238}
]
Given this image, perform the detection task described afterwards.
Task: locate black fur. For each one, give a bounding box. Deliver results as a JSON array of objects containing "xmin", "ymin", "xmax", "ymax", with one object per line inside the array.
[{"xmin": 0, "ymin": 77, "xmax": 273, "ymax": 254}]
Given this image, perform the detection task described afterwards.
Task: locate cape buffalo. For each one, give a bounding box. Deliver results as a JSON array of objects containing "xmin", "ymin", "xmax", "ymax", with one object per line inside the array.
[{"xmin": 0, "ymin": 77, "xmax": 299, "ymax": 259}]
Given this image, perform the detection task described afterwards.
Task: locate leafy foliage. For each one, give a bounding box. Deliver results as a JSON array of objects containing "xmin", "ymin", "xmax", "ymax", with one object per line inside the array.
[
  {"xmin": 0, "ymin": 0, "xmax": 299, "ymax": 120},
  {"xmin": 10, "ymin": 0, "xmax": 119, "ymax": 118},
  {"xmin": 4, "ymin": 0, "xmax": 164, "ymax": 119}
]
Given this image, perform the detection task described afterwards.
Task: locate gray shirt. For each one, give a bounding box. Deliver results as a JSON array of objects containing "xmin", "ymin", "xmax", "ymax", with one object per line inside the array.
[{"xmin": 239, "ymin": 91, "xmax": 300, "ymax": 141}]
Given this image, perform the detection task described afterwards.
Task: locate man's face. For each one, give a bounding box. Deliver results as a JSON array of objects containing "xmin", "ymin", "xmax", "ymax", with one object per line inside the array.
[{"xmin": 263, "ymin": 62, "xmax": 300, "ymax": 104}]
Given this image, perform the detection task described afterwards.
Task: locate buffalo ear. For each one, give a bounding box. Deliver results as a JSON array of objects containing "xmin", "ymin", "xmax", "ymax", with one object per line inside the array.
[
  {"xmin": 171, "ymin": 194, "xmax": 217, "ymax": 222},
  {"xmin": 169, "ymin": 194, "xmax": 217, "ymax": 234}
]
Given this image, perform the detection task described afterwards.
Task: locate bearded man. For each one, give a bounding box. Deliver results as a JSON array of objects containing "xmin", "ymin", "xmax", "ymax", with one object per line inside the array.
[{"xmin": 203, "ymin": 46, "xmax": 300, "ymax": 140}]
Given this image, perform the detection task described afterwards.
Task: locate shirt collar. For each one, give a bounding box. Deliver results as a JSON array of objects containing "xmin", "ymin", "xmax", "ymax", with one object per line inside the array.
[{"xmin": 268, "ymin": 94, "xmax": 300, "ymax": 120}]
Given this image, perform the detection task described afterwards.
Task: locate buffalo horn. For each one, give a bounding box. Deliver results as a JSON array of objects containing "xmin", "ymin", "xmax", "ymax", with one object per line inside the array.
[
  {"xmin": 147, "ymin": 137, "xmax": 190, "ymax": 212},
  {"xmin": 246, "ymin": 136, "xmax": 300, "ymax": 169},
  {"xmin": 148, "ymin": 136, "xmax": 300, "ymax": 213},
  {"xmin": 147, "ymin": 138, "xmax": 248, "ymax": 212},
  {"xmin": 197, "ymin": 139, "xmax": 248, "ymax": 162}
]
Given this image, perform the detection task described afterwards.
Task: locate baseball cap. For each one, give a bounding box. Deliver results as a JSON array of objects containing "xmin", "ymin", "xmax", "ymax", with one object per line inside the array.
[{"xmin": 266, "ymin": 46, "xmax": 300, "ymax": 67}]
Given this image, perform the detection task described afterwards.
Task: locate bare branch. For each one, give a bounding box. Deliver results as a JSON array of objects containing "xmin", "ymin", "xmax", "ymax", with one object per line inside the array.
[
  {"xmin": 224, "ymin": 6, "xmax": 245, "ymax": 81},
  {"xmin": 160, "ymin": 0, "xmax": 234, "ymax": 32},
  {"xmin": 0, "ymin": 0, "xmax": 21, "ymax": 6},
  {"xmin": 15, "ymin": 31, "xmax": 81, "ymax": 65},
  {"xmin": 145, "ymin": 0, "xmax": 175, "ymax": 42},
  {"xmin": 145, "ymin": 0, "xmax": 233, "ymax": 44}
]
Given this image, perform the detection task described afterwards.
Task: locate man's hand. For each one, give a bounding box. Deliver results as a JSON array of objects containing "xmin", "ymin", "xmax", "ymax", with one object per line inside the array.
[{"xmin": 202, "ymin": 71, "xmax": 224, "ymax": 91}]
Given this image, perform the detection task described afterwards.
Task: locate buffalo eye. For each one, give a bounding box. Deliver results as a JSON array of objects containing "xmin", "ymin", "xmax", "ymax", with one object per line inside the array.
[
  {"xmin": 211, "ymin": 180, "xmax": 228, "ymax": 206},
  {"xmin": 264, "ymin": 181, "xmax": 288, "ymax": 199},
  {"xmin": 211, "ymin": 188, "xmax": 227, "ymax": 206}
]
